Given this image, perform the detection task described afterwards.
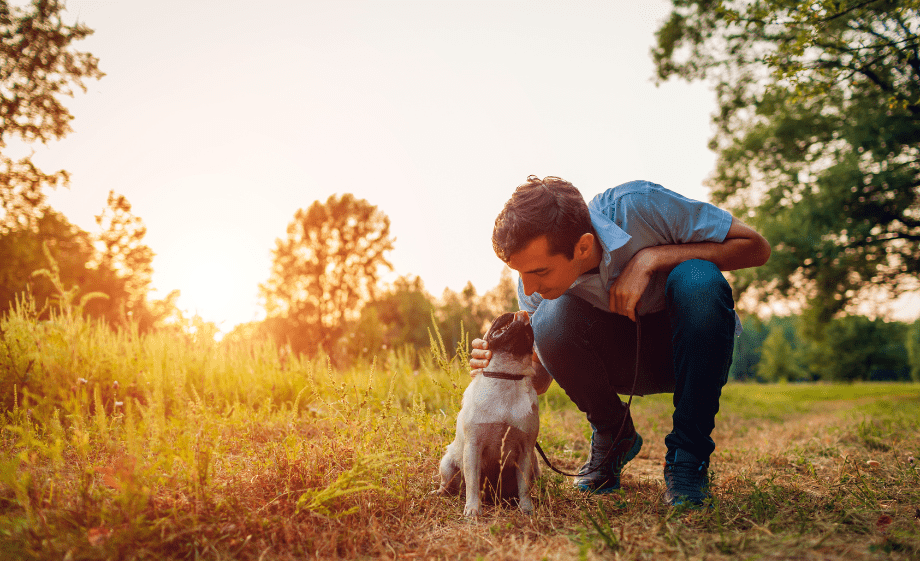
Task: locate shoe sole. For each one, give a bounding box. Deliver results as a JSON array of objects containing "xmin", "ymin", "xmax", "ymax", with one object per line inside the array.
[{"xmin": 575, "ymin": 433, "xmax": 643, "ymax": 494}]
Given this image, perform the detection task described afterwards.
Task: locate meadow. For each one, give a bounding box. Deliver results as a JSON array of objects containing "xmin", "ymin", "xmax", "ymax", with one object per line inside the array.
[{"xmin": 1, "ymin": 297, "xmax": 919, "ymax": 560}]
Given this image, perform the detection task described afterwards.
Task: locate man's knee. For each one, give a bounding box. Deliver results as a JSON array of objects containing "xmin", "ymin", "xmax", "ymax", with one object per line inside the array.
[
  {"xmin": 666, "ymin": 260, "xmax": 733, "ymax": 325},
  {"xmin": 531, "ymin": 294, "xmax": 596, "ymax": 366},
  {"xmin": 532, "ymin": 295, "xmax": 584, "ymax": 346}
]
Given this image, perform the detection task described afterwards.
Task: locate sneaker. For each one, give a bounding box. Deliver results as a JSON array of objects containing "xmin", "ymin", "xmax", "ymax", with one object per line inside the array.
[
  {"xmin": 663, "ymin": 448, "xmax": 711, "ymax": 507},
  {"xmin": 574, "ymin": 426, "xmax": 643, "ymax": 494}
]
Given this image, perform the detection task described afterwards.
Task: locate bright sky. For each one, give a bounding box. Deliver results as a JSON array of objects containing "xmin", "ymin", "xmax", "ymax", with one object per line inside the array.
[{"xmin": 33, "ymin": 0, "xmax": 727, "ymax": 331}]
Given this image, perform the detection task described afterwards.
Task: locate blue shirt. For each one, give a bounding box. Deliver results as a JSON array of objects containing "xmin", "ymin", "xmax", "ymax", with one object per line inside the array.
[{"xmin": 518, "ymin": 180, "xmax": 734, "ymax": 318}]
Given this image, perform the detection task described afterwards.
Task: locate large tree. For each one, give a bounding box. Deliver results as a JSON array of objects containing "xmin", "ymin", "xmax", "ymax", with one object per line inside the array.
[
  {"xmin": 0, "ymin": 191, "xmax": 167, "ymax": 331},
  {"xmin": 653, "ymin": 0, "xmax": 920, "ymax": 321},
  {"xmin": 1, "ymin": 0, "xmax": 103, "ymax": 232},
  {"xmin": 260, "ymin": 194, "xmax": 395, "ymax": 356}
]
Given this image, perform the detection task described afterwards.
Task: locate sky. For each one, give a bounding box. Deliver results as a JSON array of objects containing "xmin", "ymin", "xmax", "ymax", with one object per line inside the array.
[{"xmin": 27, "ymin": 0, "xmax": 729, "ymax": 331}]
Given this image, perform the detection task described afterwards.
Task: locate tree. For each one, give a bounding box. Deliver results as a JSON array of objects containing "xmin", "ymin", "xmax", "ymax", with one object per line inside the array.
[
  {"xmin": 653, "ymin": 0, "xmax": 920, "ymax": 322},
  {"xmin": 260, "ymin": 194, "xmax": 394, "ymax": 356},
  {"xmin": 1, "ymin": 0, "xmax": 103, "ymax": 232},
  {"xmin": 729, "ymin": 315, "xmax": 769, "ymax": 381},
  {"xmin": 481, "ymin": 266, "xmax": 520, "ymax": 319},
  {"xmin": 798, "ymin": 314, "xmax": 910, "ymax": 381},
  {"xmin": 365, "ymin": 275, "xmax": 436, "ymax": 351},
  {"xmin": 756, "ymin": 323, "xmax": 804, "ymax": 382},
  {"xmin": 0, "ymin": 207, "xmax": 93, "ymax": 313},
  {"xmin": 85, "ymin": 191, "xmax": 155, "ymax": 323},
  {"xmin": 0, "ymin": 192, "xmax": 164, "ymax": 331},
  {"xmin": 434, "ymin": 282, "xmax": 492, "ymax": 357},
  {"xmin": 906, "ymin": 319, "xmax": 920, "ymax": 381}
]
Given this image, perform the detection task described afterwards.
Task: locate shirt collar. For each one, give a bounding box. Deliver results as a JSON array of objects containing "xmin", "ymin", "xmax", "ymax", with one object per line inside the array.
[
  {"xmin": 565, "ymin": 210, "xmax": 632, "ymax": 292},
  {"xmin": 589, "ymin": 208, "xmax": 631, "ymax": 267}
]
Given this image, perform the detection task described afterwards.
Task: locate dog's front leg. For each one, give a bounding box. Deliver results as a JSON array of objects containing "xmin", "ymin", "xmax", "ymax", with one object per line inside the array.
[
  {"xmin": 434, "ymin": 441, "xmax": 462, "ymax": 496},
  {"xmin": 462, "ymin": 434, "xmax": 483, "ymax": 518},
  {"xmin": 516, "ymin": 447, "xmax": 535, "ymax": 515}
]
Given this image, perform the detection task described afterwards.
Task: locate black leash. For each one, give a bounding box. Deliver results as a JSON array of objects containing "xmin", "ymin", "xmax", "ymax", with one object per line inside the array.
[{"xmin": 534, "ymin": 317, "xmax": 642, "ymax": 478}]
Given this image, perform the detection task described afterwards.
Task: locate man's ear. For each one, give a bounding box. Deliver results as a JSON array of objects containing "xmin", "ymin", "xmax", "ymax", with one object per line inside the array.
[{"xmin": 574, "ymin": 232, "xmax": 594, "ymax": 259}]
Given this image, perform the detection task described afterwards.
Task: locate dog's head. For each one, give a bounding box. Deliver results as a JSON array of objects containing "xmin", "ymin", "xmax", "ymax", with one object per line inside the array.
[{"xmin": 484, "ymin": 312, "xmax": 534, "ymax": 358}]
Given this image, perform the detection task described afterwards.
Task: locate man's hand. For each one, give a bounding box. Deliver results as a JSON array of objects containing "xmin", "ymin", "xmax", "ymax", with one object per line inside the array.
[
  {"xmin": 608, "ymin": 217, "xmax": 772, "ymax": 322},
  {"xmin": 608, "ymin": 247, "xmax": 656, "ymax": 322},
  {"xmin": 469, "ymin": 310, "xmax": 531, "ymax": 377},
  {"xmin": 469, "ymin": 338, "xmax": 491, "ymax": 377}
]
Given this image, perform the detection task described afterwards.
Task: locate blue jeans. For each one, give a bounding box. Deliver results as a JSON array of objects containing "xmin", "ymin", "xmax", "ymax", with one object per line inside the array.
[{"xmin": 531, "ymin": 259, "xmax": 735, "ymax": 461}]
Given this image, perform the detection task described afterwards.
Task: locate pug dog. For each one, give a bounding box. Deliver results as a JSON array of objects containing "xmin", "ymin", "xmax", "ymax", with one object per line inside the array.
[{"xmin": 434, "ymin": 311, "xmax": 540, "ymax": 517}]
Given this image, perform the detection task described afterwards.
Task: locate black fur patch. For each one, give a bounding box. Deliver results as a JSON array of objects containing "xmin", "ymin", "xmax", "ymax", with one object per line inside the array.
[{"xmin": 484, "ymin": 313, "xmax": 534, "ymax": 358}]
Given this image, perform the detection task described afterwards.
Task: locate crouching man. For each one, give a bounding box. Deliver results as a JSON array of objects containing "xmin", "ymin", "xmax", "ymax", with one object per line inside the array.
[{"xmin": 470, "ymin": 176, "xmax": 770, "ymax": 506}]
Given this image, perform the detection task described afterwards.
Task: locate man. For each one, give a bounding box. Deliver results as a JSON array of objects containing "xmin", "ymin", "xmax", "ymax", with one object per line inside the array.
[{"xmin": 470, "ymin": 175, "xmax": 770, "ymax": 506}]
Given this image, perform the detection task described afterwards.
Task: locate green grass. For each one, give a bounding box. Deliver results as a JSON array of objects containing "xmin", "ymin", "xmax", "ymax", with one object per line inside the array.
[{"xmin": 1, "ymin": 299, "xmax": 919, "ymax": 559}]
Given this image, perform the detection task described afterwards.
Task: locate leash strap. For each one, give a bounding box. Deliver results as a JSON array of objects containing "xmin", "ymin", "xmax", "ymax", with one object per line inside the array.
[
  {"xmin": 535, "ymin": 441, "xmax": 581, "ymax": 476},
  {"xmin": 535, "ymin": 317, "xmax": 642, "ymax": 478}
]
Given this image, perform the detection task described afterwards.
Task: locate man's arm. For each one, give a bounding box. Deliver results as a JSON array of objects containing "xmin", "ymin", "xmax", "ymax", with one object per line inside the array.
[{"xmin": 609, "ymin": 216, "xmax": 771, "ymax": 321}]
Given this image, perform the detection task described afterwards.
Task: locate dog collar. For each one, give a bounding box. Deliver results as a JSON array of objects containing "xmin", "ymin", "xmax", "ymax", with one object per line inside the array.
[{"xmin": 481, "ymin": 371, "xmax": 526, "ymax": 381}]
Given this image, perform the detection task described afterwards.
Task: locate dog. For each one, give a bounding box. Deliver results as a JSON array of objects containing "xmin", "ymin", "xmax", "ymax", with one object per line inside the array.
[{"xmin": 434, "ymin": 311, "xmax": 540, "ymax": 517}]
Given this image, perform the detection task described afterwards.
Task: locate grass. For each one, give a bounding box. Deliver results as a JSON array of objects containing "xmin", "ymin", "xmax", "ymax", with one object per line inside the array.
[{"xmin": 1, "ymin": 299, "xmax": 919, "ymax": 560}]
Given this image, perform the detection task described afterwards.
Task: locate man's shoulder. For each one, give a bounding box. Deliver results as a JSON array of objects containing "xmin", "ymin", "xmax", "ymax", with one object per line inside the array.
[{"xmin": 588, "ymin": 180, "xmax": 667, "ymax": 213}]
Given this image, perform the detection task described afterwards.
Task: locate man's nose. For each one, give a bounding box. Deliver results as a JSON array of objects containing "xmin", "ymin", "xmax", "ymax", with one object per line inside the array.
[{"xmin": 521, "ymin": 277, "xmax": 537, "ymax": 296}]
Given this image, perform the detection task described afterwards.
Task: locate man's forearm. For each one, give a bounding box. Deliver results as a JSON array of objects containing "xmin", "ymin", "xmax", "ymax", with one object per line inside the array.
[
  {"xmin": 643, "ymin": 237, "xmax": 768, "ymax": 274},
  {"xmin": 643, "ymin": 217, "xmax": 771, "ymax": 275}
]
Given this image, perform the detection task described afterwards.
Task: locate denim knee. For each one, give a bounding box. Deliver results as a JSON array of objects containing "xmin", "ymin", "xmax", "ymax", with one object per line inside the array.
[
  {"xmin": 665, "ymin": 259, "xmax": 733, "ymax": 330},
  {"xmin": 530, "ymin": 294, "xmax": 590, "ymax": 365}
]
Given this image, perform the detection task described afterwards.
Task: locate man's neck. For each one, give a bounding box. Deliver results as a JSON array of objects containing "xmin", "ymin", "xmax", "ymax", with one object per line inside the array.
[{"xmin": 581, "ymin": 235, "xmax": 603, "ymax": 274}]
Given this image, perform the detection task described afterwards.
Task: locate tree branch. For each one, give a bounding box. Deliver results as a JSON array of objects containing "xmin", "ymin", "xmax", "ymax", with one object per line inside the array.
[{"xmin": 817, "ymin": 0, "xmax": 883, "ymax": 23}]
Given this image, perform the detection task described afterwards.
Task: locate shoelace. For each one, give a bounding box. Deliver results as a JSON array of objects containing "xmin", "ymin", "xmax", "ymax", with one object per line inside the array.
[{"xmin": 584, "ymin": 436, "xmax": 629, "ymax": 472}]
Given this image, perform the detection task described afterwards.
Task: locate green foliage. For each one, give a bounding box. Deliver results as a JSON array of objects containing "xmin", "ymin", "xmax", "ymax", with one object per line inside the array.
[
  {"xmin": 0, "ymin": 290, "xmax": 481, "ymax": 557},
  {"xmin": 756, "ymin": 325, "xmax": 805, "ymax": 383},
  {"xmin": 342, "ymin": 274, "xmax": 435, "ymax": 363},
  {"xmin": 799, "ymin": 314, "xmax": 912, "ymax": 381},
  {"xmin": 295, "ymin": 453, "xmax": 391, "ymax": 518},
  {"xmin": 906, "ymin": 319, "xmax": 920, "ymax": 382},
  {"xmin": 261, "ymin": 242, "xmax": 518, "ymax": 365},
  {"xmin": 729, "ymin": 315, "xmax": 768, "ymax": 381},
  {"xmin": 0, "ymin": 0, "xmax": 104, "ymax": 232},
  {"xmin": 731, "ymin": 313, "xmax": 912, "ymax": 382},
  {"xmin": 653, "ymin": 0, "xmax": 920, "ymax": 320}
]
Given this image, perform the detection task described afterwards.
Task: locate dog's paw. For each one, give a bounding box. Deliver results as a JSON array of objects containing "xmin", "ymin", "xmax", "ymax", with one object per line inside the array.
[
  {"xmin": 518, "ymin": 498, "xmax": 535, "ymax": 516},
  {"xmin": 463, "ymin": 504, "xmax": 481, "ymax": 518}
]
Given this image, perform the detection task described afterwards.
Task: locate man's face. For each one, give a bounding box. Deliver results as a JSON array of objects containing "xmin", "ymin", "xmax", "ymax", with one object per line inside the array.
[{"xmin": 507, "ymin": 235, "xmax": 583, "ymax": 300}]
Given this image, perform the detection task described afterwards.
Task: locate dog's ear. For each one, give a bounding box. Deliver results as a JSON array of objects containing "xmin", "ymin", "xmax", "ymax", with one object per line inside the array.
[{"xmin": 485, "ymin": 312, "xmax": 534, "ymax": 357}]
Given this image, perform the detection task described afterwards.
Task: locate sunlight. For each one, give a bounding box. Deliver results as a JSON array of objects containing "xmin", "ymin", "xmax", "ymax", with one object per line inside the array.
[{"xmin": 143, "ymin": 173, "xmax": 272, "ymax": 333}]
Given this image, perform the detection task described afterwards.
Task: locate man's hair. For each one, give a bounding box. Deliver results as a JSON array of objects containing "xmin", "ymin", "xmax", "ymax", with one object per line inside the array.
[{"xmin": 492, "ymin": 175, "xmax": 592, "ymax": 263}]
